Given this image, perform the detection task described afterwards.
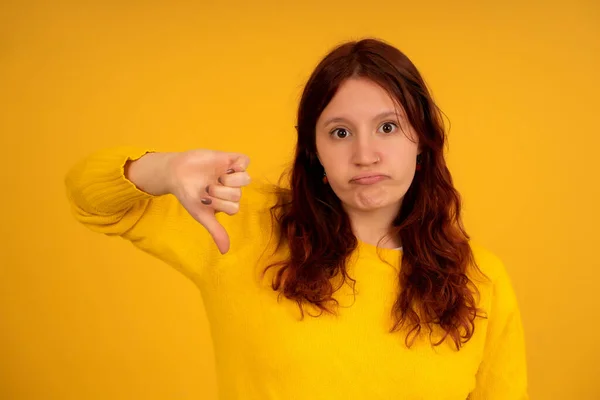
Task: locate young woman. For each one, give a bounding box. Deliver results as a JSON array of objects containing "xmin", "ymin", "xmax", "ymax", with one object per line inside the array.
[{"xmin": 65, "ymin": 38, "xmax": 528, "ymax": 399}]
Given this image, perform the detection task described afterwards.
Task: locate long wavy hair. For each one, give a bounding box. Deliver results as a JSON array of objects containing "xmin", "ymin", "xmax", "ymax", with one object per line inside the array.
[{"xmin": 262, "ymin": 38, "xmax": 487, "ymax": 350}]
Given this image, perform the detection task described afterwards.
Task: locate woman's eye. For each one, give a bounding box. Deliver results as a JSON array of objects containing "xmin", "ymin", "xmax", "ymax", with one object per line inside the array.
[
  {"xmin": 332, "ymin": 128, "xmax": 349, "ymax": 139},
  {"xmin": 379, "ymin": 122, "xmax": 398, "ymax": 134}
]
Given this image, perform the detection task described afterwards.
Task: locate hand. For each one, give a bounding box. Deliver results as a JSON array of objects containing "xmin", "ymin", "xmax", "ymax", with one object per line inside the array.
[{"xmin": 166, "ymin": 149, "xmax": 251, "ymax": 254}]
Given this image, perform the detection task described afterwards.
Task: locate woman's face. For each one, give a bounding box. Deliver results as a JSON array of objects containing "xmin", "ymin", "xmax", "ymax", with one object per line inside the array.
[{"xmin": 315, "ymin": 77, "xmax": 420, "ymax": 213}]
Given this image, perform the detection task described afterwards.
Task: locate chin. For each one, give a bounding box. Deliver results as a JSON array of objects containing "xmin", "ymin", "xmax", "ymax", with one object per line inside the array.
[
  {"xmin": 350, "ymin": 192, "xmax": 397, "ymax": 211},
  {"xmin": 332, "ymin": 183, "xmax": 404, "ymax": 211}
]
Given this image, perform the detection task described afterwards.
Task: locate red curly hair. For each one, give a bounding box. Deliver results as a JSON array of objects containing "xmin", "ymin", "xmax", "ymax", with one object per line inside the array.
[{"xmin": 262, "ymin": 38, "xmax": 487, "ymax": 350}]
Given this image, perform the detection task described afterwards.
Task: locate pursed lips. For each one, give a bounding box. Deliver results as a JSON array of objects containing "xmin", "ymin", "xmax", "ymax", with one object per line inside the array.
[{"xmin": 349, "ymin": 174, "xmax": 388, "ymax": 185}]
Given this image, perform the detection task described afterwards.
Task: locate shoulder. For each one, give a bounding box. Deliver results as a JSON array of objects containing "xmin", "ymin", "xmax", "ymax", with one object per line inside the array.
[
  {"xmin": 467, "ymin": 242, "xmax": 521, "ymax": 314},
  {"xmin": 468, "ymin": 242, "xmax": 508, "ymax": 283}
]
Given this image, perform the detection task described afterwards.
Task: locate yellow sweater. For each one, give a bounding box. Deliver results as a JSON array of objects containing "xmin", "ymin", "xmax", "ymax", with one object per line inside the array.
[{"xmin": 65, "ymin": 147, "xmax": 528, "ymax": 400}]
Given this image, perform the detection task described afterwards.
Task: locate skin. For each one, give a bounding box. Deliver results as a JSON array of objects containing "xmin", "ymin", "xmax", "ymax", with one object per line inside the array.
[{"xmin": 315, "ymin": 77, "xmax": 420, "ymax": 249}]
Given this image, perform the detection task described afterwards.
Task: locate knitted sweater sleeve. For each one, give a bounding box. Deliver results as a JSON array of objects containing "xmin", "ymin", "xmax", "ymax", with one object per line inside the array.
[{"xmin": 63, "ymin": 146, "xmax": 222, "ymax": 280}]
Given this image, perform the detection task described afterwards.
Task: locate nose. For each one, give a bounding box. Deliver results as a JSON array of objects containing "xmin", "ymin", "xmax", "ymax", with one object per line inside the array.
[{"xmin": 351, "ymin": 134, "xmax": 381, "ymax": 166}]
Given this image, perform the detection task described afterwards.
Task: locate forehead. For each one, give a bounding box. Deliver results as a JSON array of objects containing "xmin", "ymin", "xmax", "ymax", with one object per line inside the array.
[{"xmin": 318, "ymin": 77, "xmax": 404, "ymax": 124}]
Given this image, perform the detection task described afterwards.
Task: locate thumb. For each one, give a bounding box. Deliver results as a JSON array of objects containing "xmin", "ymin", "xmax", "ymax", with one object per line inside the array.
[{"xmin": 196, "ymin": 212, "xmax": 230, "ymax": 254}]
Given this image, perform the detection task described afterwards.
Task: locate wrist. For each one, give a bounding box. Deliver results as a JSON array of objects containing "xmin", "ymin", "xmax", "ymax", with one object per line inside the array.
[{"xmin": 126, "ymin": 152, "xmax": 177, "ymax": 196}]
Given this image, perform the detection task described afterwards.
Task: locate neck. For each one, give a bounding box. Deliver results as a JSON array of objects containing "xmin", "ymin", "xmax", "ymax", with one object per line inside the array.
[{"xmin": 345, "ymin": 203, "xmax": 402, "ymax": 249}]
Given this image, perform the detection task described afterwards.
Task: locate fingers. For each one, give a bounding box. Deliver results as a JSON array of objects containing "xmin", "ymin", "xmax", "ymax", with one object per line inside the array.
[
  {"xmin": 217, "ymin": 170, "xmax": 251, "ymax": 188},
  {"xmin": 201, "ymin": 196, "xmax": 240, "ymax": 216},
  {"xmin": 206, "ymin": 184, "xmax": 241, "ymax": 202},
  {"xmin": 198, "ymin": 171, "xmax": 249, "ymax": 218}
]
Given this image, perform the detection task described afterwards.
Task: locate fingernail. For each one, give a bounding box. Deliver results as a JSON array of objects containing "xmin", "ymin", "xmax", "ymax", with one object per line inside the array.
[
  {"xmin": 205, "ymin": 185, "xmax": 210, "ymax": 193},
  {"xmin": 226, "ymin": 168, "xmax": 235, "ymax": 174},
  {"xmin": 201, "ymin": 198, "xmax": 212, "ymax": 205}
]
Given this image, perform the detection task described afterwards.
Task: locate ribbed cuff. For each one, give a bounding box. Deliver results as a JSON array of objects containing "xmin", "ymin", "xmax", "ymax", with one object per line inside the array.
[{"xmin": 66, "ymin": 146, "xmax": 157, "ymax": 214}]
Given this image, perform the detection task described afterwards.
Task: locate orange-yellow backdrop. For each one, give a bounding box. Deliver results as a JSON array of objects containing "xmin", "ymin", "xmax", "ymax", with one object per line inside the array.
[{"xmin": 1, "ymin": 1, "xmax": 598, "ymax": 399}]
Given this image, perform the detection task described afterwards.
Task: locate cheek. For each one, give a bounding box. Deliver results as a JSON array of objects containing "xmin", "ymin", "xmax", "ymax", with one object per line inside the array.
[
  {"xmin": 384, "ymin": 144, "xmax": 416, "ymax": 167},
  {"xmin": 382, "ymin": 154, "xmax": 418, "ymax": 188},
  {"xmin": 320, "ymin": 148, "xmax": 348, "ymax": 174},
  {"xmin": 395, "ymin": 155, "xmax": 416, "ymax": 175},
  {"xmin": 327, "ymin": 164, "xmax": 350, "ymax": 184}
]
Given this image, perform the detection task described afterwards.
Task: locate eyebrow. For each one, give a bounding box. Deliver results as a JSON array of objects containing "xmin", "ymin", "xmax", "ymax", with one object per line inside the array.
[{"xmin": 321, "ymin": 110, "xmax": 402, "ymax": 128}]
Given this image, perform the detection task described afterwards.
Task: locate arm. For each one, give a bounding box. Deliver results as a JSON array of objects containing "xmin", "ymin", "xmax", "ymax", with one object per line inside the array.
[
  {"xmin": 64, "ymin": 146, "xmax": 179, "ymax": 240},
  {"xmin": 64, "ymin": 146, "xmax": 253, "ymax": 277},
  {"xmin": 64, "ymin": 146, "xmax": 212, "ymax": 280}
]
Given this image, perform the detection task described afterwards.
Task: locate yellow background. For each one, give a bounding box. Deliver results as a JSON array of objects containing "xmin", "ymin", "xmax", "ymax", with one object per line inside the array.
[{"xmin": 1, "ymin": 1, "xmax": 598, "ymax": 399}]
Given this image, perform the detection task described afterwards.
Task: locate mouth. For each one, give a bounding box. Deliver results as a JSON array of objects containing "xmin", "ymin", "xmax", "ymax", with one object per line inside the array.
[{"xmin": 350, "ymin": 175, "xmax": 388, "ymax": 185}]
